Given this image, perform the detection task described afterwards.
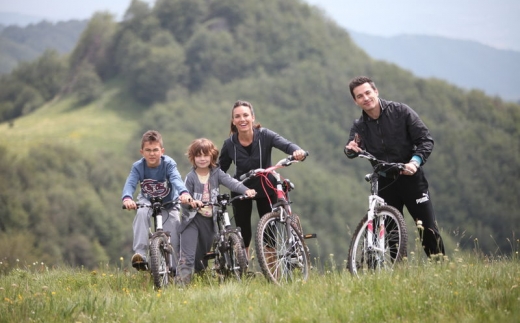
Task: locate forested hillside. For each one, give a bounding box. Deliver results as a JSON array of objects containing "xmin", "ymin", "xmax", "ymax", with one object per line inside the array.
[
  {"xmin": 0, "ymin": 20, "xmax": 87, "ymax": 75},
  {"xmin": 0, "ymin": 0, "xmax": 518, "ymax": 270}
]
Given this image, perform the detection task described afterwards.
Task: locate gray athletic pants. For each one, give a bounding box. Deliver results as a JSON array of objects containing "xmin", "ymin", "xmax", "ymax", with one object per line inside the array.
[{"xmin": 176, "ymin": 214, "xmax": 214, "ymax": 281}]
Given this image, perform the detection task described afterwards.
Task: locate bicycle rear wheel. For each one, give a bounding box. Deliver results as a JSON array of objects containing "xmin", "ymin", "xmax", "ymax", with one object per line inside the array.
[
  {"xmin": 222, "ymin": 232, "xmax": 248, "ymax": 281},
  {"xmin": 255, "ymin": 212, "xmax": 310, "ymax": 285},
  {"xmin": 149, "ymin": 235, "xmax": 172, "ymax": 289},
  {"xmin": 347, "ymin": 205, "xmax": 408, "ymax": 276}
]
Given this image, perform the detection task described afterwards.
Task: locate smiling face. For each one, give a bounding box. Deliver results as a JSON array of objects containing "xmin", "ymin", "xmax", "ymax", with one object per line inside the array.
[
  {"xmin": 232, "ymin": 105, "xmax": 255, "ymax": 133},
  {"xmin": 352, "ymin": 82, "xmax": 380, "ymax": 117},
  {"xmin": 194, "ymin": 151, "xmax": 211, "ymax": 170},
  {"xmin": 140, "ymin": 141, "xmax": 164, "ymax": 168}
]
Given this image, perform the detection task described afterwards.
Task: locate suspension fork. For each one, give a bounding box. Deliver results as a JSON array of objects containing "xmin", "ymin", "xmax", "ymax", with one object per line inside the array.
[{"xmin": 366, "ymin": 195, "xmax": 386, "ymax": 252}]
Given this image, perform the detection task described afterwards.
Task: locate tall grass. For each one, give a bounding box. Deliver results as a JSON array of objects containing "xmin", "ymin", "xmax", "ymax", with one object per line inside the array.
[{"xmin": 1, "ymin": 246, "xmax": 518, "ymax": 323}]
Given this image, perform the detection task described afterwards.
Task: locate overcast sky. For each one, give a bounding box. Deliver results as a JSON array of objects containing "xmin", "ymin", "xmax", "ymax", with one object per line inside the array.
[{"xmin": 1, "ymin": 0, "xmax": 519, "ymax": 51}]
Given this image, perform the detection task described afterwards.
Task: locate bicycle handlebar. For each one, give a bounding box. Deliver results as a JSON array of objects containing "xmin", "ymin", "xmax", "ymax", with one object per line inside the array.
[
  {"xmin": 188, "ymin": 194, "xmax": 252, "ymax": 211},
  {"xmin": 122, "ymin": 198, "xmax": 179, "ymax": 210},
  {"xmin": 239, "ymin": 151, "xmax": 309, "ymax": 181},
  {"xmin": 356, "ymin": 150, "xmax": 406, "ymax": 172}
]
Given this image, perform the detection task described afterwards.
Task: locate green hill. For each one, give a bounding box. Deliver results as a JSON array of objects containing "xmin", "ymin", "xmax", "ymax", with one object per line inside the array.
[
  {"xmin": 0, "ymin": 0, "xmax": 518, "ymax": 270},
  {"xmin": 0, "ymin": 20, "xmax": 87, "ymax": 75}
]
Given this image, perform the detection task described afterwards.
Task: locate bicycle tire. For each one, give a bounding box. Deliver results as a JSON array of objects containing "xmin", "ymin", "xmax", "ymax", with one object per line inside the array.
[
  {"xmin": 347, "ymin": 205, "xmax": 408, "ymax": 276},
  {"xmin": 255, "ymin": 211, "xmax": 311, "ymax": 285},
  {"xmin": 149, "ymin": 235, "xmax": 171, "ymax": 289},
  {"xmin": 291, "ymin": 213, "xmax": 304, "ymax": 236},
  {"xmin": 222, "ymin": 232, "xmax": 248, "ymax": 280}
]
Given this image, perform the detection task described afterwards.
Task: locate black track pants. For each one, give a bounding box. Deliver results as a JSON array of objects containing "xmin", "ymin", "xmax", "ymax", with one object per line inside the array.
[{"xmin": 378, "ymin": 168, "xmax": 445, "ymax": 257}]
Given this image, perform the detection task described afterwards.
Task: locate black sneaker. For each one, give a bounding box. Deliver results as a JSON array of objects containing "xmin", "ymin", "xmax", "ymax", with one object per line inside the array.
[{"xmin": 131, "ymin": 253, "xmax": 148, "ymax": 271}]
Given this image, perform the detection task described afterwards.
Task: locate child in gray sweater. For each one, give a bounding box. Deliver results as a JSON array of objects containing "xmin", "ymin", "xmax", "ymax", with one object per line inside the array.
[{"xmin": 176, "ymin": 138, "xmax": 255, "ymax": 285}]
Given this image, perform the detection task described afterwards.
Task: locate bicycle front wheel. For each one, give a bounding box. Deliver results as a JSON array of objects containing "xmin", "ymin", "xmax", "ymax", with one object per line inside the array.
[
  {"xmin": 149, "ymin": 235, "xmax": 172, "ymax": 289},
  {"xmin": 255, "ymin": 212, "xmax": 310, "ymax": 285},
  {"xmin": 222, "ymin": 232, "xmax": 248, "ymax": 281},
  {"xmin": 347, "ymin": 205, "xmax": 408, "ymax": 276}
]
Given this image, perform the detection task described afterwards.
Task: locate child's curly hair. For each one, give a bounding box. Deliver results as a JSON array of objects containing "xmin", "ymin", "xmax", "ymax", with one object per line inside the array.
[{"xmin": 186, "ymin": 138, "xmax": 219, "ymax": 168}]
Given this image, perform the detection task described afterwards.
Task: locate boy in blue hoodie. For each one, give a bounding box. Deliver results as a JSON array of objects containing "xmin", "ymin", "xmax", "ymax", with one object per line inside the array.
[{"xmin": 122, "ymin": 130, "xmax": 193, "ymax": 271}]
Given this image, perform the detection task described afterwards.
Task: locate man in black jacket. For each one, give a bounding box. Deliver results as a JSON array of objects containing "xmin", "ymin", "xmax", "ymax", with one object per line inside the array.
[{"xmin": 344, "ymin": 76, "xmax": 445, "ymax": 257}]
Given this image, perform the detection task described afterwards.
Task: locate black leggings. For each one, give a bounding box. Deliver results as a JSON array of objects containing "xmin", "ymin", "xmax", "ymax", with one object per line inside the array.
[{"xmin": 231, "ymin": 193, "xmax": 275, "ymax": 248}]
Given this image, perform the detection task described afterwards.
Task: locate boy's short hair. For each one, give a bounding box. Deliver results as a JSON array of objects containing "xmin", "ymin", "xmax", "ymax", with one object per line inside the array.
[
  {"xmin": 186, "ymin": 138, "xmax": 219, "ymax": 168},
  {"xmin": 141, "ymin": 130, "xmax": 163, "ymax": 149}
]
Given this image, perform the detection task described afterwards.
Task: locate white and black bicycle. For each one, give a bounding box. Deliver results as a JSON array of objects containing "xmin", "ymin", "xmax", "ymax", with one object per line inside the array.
[
  {"xmin": 123, "ymin": 197, "xmax": 178, "ymax": 289},
  {"xmin": 346, "ymin": 150, "xmax": 408, "ymax": 276}
]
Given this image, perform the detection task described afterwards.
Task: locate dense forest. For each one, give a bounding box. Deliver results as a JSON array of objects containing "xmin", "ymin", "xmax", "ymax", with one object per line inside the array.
[{"xmin": 0, "ymin": 0, "xmax": 518, "ymax": 271}]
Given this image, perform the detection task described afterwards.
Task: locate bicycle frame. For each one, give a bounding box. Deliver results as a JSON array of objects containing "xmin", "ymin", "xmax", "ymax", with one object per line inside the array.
[{"xmin": 269, "ymin": 169, "xmax": 292, "ymax": 220}]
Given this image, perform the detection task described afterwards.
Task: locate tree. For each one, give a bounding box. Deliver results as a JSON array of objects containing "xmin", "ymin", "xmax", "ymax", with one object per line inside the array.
[
  {"xmin": 126, "ymin": 31, "xmax": 187, "ymax": 104},
  {"xmin": 185, "ymin": 25, "xmax": 241, "ymax": 90},
  {"xmin": 72, "ymin": 62, "xmax": 103, "ymax": 104},
  {"xmin": 154, "ymin": 0, "xmax": 208, "ymax": 44},
  {"xmin": 12, "ymin": 50, "xmax": 67, "ymax": 101},
  {"xmin": 69, "ymin": 12, "xmax": 117, "ymax": 81}
]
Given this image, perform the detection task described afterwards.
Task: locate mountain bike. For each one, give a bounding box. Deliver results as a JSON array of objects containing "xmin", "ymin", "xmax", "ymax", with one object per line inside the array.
[
  {"xmin": 200, "ymin": 193, "xmax": 251, "ymax": 282},
  {"xmin": 241, "ymin": 152, "xmax": 316, "ymax": 285},
  {"xmin": 123, "ymin": 197, "xmax": 178, "ymax": 289},
  {"xmin": 345, "ymin": 149, "xmax": 408, "ymax": 276}
]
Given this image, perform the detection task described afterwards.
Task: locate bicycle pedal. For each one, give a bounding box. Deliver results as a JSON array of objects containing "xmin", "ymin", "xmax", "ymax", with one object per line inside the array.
[
  {"xmin": 304, "ymin": 233, "xmax": 317, "ymax": 239},
  {"xmin": 204, "ymin": 252, "xmax": 217, "ymax": 260}
]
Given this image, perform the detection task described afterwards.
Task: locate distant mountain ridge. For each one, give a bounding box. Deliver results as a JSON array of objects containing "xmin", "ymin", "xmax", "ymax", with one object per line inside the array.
[
  {"xmin": 1, "ymin": 11, "xmax": 518, "ymax": 102},
  {"xmin": 0, "ymin": 19, "xmax": 87, "ymax": 74},
  {"xmin": 0, "ymin": 12, "xmax": 51, "ymax": 26},
  {"xmin": 349, "ymin": 30, "xmax": 520, "ymax": 103}
]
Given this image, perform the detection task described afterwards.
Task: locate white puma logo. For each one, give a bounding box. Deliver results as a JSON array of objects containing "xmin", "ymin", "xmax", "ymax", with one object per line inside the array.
[{"xmin": 416, "ymin": 192, "xmax": 430, "ymax": 204}]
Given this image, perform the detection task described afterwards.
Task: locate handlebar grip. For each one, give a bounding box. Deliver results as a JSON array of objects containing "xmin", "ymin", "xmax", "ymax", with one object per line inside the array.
[
  {"xmin": 239, "ymin": 170, "xmax": 253, "ymax": 181},
  {"xmin": 288, "ymin": 151, "xmax": 309, "ymax": 161}
]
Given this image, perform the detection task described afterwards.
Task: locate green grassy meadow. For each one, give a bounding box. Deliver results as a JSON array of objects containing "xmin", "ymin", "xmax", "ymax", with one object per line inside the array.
[
  {"xmin": 1, "ymin": 250, "xmax": 519, "ymax": 323},
  {"xmin": 1, "ymin": 88, "xmax": 141, "ymax": 158}
]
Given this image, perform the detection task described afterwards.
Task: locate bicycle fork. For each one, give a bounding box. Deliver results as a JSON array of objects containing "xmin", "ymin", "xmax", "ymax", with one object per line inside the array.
[
  {"xmin": 151, "ymin": 213, "xmax": 174, "ymax": 272},
  {"xmin": 366, "ymin": 195, "xmax": 386, "ymax": 255}
]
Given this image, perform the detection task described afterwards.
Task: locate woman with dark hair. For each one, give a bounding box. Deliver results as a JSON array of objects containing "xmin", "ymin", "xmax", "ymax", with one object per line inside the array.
[{"xmin": 219, "ymin": 100, "xmax": 306, "ymax": 256}]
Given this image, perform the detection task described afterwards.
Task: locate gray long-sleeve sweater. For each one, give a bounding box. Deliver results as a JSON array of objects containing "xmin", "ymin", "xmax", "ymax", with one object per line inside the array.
[{"xmin": 179, "ymin": 166, "xmax": 249, "ymax": 232}]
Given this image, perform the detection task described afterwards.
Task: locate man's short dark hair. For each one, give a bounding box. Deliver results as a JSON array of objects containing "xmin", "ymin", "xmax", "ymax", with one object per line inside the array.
[{"xmin": 349, "ymin": 76, "xmax": 377, "ymax": 99}]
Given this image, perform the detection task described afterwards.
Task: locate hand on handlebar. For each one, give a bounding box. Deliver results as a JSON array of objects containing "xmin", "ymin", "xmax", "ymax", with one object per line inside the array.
[
  {"xmin": 244, "ymin": 189, "xmax": 256, "ymax": 198},
  {"xmin": 188, "ymin": 199, "xmax": 204, "ymax": 209},
  {"xmin": 122, "ymin": 199, "xmax": 137, "ymax": 210},
  {"xmin": 179, "ymin": 192, "xmax": 193, "ymax": 204},
  {"xmin": 400, "ymin": 162, "xmax": 418, "ymax": 176},
  {"xmin": 292, "ymin": 149, "xmax": 308, "ymax": 161},
  {"xmin": 345, "ymin": 140, "xmax": 363, "ymax": 154}
]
